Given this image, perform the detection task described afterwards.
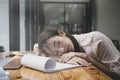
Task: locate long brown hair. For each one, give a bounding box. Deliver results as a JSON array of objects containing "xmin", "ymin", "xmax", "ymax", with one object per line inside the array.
[{"xmin": 38, "ymin": 29, "xmax": 85, "ymax": 56}]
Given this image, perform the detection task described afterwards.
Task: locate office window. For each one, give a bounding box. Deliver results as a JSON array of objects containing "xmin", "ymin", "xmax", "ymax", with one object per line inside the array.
[
  {"xmin": 8, "ymin": 0, "xmax": 96, "ymax": 50},
  {"xmin": 41, "ymin": 3, "xmax": 87, "ymax": 34}
]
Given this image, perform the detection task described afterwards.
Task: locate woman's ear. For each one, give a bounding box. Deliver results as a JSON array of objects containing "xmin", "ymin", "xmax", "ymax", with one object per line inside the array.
[{"xmin": 57, "ymin": 30, "xmax": 66, "ymax": 36}]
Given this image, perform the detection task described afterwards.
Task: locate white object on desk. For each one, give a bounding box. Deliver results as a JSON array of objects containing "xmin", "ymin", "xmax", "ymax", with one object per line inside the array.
[{"xmin": 21, "ymin": 54, "xmax": 81, "ymax": 72}]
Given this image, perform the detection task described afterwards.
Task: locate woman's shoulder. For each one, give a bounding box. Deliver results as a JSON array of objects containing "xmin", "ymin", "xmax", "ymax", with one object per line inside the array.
[
  {"xmin": 72, "ymin": 31, "xmax": 103, "ymax": 37},
  {"xmin": 72, "ymin": 31, "xmax": 107, "ymax": 45},
  {"xmin": 90, "ymin": 31, "xmax": 104, "ymax": 35},
  {"xmin": 72, "ymin": 31, "xmax": 97, "ymax": 46},
  {"xmin": 73, "ymin": 31, "xmax": 103, "ymax": 35}
]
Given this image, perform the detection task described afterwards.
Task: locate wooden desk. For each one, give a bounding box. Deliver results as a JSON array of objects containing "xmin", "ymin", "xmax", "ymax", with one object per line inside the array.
[
  {"xmin": 6, "ymin": 65, "xmax": 112, "ymax": 80},
  {"xmin": 5, "ymin": 51, "xmax": 112, "ymax": 80}
]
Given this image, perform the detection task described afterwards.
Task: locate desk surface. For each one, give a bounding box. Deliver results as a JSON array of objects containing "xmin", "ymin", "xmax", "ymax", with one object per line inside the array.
[
  {"xmin": 7, "ymin": 65, "xmax": 112, "ymax": 80},
  {"xmin": 5, "ymin": 51, "xmax": 112, "ymax": 80}
]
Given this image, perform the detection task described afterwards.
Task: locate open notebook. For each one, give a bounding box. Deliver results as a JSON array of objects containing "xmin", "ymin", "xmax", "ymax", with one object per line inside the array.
[{"xmin": 21, "ymin": 54, "xmax": 82, "ymax": 72}]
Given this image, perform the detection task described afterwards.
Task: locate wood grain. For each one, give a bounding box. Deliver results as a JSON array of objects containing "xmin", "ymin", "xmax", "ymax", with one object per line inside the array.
[{"xmin": 7, "ymin": 65, "xmax": 112, "ymax": 80}]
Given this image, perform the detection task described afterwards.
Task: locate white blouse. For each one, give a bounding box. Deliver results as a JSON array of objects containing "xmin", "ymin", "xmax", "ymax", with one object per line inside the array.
[{"xmin": 73, "ymin": 31, "xmax": 120, "ymax": 75}]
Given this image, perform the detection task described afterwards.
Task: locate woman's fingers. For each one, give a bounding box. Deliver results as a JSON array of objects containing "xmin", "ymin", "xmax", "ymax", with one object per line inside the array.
[
  {"xmin": 67, "ymin": 60, "xmax": 79, "ymax": 65},
  {"xmin": 59, "ymin": 52, "xmax": 77, "ymax": 63},
  {"xmin": 66, "ymin": 57, "xmax": 91, "ymax": 66},
  {"xmin": 59, "ymin": 52, "xmax": 87, "ymax": 63},
  {"xmin": 75, "ymin": 52, "xmax": 87, "ymax": 59}
]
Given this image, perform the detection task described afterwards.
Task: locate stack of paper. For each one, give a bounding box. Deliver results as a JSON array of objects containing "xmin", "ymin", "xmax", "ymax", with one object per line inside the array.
[{"xmin": 21, "ymin": 54, "xmax": 81, "ymax": 72}]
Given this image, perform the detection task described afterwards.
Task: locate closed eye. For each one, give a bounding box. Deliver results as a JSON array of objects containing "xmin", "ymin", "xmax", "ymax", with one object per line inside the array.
[
  {"xmin": 57, "ymin": 40, "xmax": 60, "ymax": 47},
  {"xmin": 54, "ymin": 40, "xmax": 60, "ymax": 48}
]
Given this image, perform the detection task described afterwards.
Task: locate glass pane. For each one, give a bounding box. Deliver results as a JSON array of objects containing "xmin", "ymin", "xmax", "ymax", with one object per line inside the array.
[
  {"xmin": 42, "ymin": 3, "xmax": 86, "ymax": 34},
  {"xmin": 66, "ymin": 4, "xmax": 85, "ymax": 24},
  {"xmin": 65, "ymin": 4, "xmax": 86, "ymax": 34},
  {"xmin": 43, "ymin": 3, "xmax": 64, "ymax": 31}
]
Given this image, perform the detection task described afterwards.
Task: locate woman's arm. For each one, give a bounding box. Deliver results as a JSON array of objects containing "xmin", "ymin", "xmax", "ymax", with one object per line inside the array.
[
  {"xmin": 59, "ymin": 52, "xmax": 112, "ymax": 75},
  {"xmin": 86, "ymin": 54, "xmax": 111, "ymax": 74}
]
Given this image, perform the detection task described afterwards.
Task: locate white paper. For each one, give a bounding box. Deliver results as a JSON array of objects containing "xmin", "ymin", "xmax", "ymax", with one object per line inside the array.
[{"xmin": 21, "ymin": 54, "xmax": 81, "ymax": 72}]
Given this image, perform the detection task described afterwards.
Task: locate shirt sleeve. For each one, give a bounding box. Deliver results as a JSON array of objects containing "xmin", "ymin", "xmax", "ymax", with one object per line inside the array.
[{"xmin": 92, "ymin": 31, "xmax": 120, "ymax": 63}]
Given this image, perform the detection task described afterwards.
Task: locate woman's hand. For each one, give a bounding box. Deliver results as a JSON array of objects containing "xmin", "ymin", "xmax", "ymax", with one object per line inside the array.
[
  {"xmin": 59, "ymin": 52, "xmax": 86, "ymax": 62},
  {"xmin": 59, "ymin": 52, "xmax": 111, "ymax": 74},
  {"xmin": 66, "ymin": 57, "xmax": 91, "ymax": 66},
  {"xmin": 33, "ymin": 43, "xmax": 40, "ymax": 55},
  {"xmin": 59, "ymin": 52, "xmax": 91, "ymax": 66}
]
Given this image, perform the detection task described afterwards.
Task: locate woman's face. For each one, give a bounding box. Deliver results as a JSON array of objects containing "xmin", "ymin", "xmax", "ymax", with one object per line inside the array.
[{"xmin": 44, "ymin": 35, "xmax": 74, "ymax": 56}]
